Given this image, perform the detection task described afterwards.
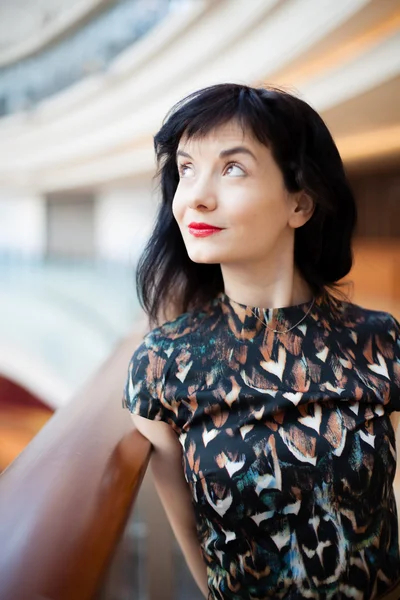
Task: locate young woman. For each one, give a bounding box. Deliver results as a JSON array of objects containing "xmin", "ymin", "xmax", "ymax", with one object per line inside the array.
[{"xmin": 123, "ymin": 83, "xmax": 400, "ymax": 599}]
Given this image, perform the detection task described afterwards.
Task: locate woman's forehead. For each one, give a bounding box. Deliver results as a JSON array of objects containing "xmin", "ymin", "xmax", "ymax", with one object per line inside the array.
[{"xmin": 178, "ymin": 120, "xmax": 260, "ymax": 152}]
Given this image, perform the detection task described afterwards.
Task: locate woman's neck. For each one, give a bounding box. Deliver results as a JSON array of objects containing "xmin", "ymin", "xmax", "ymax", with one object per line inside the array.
[{"xmin": 220, "ymin": 263, "xmax": 313, "ymax": 310}]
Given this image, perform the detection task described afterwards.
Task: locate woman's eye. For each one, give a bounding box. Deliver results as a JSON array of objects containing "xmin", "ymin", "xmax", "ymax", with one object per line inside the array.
[
  {"xmin": 225, "ymin": 163, "xmax": 245, "ymax": 177},
  {"xmin": 177, "ymin": 162, "xmax": 245, "ymax": 178},
  {"xmin": 178, "ymin": 164, "xmax": 193, "ymax": 178}
]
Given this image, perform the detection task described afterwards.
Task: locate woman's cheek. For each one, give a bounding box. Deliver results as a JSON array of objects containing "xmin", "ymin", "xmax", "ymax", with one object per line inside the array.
[{"xmin": 171, "ymin": 197, "xmax": 182, "ymax": 224}]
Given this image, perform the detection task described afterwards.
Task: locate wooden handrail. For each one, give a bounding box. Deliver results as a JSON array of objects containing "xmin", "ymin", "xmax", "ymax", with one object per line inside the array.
[{"xmin": 0, "ymin": 330, "xmax": 151, "ymax": 600}]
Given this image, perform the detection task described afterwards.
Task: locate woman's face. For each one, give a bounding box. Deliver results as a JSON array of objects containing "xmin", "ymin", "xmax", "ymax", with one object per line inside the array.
[{"xmin": 172, "ymin": 120, "xmax": 309, "ymax": 269}]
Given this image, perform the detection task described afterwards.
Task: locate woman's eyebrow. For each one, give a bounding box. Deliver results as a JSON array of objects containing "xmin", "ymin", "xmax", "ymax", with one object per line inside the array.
[
  {"xmin": 176, "ymin": 146, "xmax": 258, "ymax": 162},
  {"xmin": 176, "ymin": 149, "xmax": 192, "ymax": 159},
  {"xmin": 219, "ymin": 146, "xmax": 258, "ymax": 162}
]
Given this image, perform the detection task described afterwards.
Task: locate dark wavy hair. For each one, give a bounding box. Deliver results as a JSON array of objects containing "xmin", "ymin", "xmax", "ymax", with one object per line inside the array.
[{"xmin": 136, "ymin": 83, "xmax": 357, "ymax": 326}]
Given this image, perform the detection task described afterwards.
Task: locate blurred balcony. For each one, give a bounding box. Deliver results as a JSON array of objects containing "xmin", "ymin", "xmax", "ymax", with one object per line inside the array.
[
  {"xmin": 0, "ymin": 0, "xmax": 177, "ymax": 116},
  {"xmin": 0, "ymin": 257, "xmax": 140, "ymax": 408}
]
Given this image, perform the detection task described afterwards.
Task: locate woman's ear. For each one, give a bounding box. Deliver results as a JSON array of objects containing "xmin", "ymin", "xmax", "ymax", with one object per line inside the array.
[{"xmin": 288, "ymin": 191, "xmax": 315, "ymax": 229}]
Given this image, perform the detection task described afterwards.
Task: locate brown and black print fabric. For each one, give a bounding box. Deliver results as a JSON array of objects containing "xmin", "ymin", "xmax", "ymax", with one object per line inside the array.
[{"xmin": 123, "ymin": 292, "xmax": 400, "ymax": 599}]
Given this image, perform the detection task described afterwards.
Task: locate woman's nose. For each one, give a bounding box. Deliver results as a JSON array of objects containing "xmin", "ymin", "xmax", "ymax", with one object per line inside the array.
[{"xmin": 187, "ymin": 177, "xmax": 217, "ymax": 211}]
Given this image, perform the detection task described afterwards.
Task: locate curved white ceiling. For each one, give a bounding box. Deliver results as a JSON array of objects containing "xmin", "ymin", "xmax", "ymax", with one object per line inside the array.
[
  {"xmin": 0, "ymin": 0, "xmax": 399, "ymax": 191},
  {"xmin": 0, "ymin": 0, "xmax": 115, "ymax": 67}
]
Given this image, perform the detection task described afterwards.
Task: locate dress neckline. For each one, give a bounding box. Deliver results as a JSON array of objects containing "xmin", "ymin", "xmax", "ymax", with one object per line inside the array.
[{"xmin": 216, "ymin": 291, "xmax": 329, "ymax": 340}]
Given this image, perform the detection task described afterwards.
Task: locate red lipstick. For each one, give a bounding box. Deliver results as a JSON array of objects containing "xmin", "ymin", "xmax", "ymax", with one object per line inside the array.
[{"xmin": 188, "ymin": 222, "xmax": 223, "ymax": 238}]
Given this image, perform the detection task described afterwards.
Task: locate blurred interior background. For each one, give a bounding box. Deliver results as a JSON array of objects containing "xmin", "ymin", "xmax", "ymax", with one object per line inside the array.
[{"xmin": 0, "ymin": 0, "xmax": 399, "ymax": 598}]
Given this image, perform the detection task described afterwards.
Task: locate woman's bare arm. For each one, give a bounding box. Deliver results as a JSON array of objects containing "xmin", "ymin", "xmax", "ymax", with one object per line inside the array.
[
  {"xmin": 390, "ymin": 412, "xmax": 400, "ymax": 434},
  {"xmin": 131, "ymin": 414, "xmax": 208, "ymax": 598}
]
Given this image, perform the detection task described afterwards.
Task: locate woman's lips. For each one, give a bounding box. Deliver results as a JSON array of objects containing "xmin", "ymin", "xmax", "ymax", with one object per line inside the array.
[{"xmin": 188, "ymin": 222, "xmax": 223, "ymax": 237}]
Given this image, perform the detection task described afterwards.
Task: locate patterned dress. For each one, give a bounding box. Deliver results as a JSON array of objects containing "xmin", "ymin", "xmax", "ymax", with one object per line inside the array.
[{"xmin": 123, "ymin": 291, "xmax": 400, "ymax": 599}]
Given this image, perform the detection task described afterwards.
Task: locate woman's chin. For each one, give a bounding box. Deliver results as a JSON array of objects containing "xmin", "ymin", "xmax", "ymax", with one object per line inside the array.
[{"xmin": 187, "ymin": 249, "xmax": 224, "ymax": 265}]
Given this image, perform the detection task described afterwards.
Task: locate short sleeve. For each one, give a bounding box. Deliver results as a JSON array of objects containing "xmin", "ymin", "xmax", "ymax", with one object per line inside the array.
[
  {"xmin": 122, "ymin": 333, "xmax": 167, "ymax": 423},
  {"xmin": 389, "ymin": 314, "xmax": 400, "ymax": 412}
]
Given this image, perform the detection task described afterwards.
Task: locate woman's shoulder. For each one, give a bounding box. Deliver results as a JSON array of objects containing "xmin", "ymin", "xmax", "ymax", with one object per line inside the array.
[
  {"xmin": 141, "ymin": 301, "xmax": 216, "ymax": 352},
  {"xmin": 328, "ymin": 294, "xmax": 399, "ymax": 335}
]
